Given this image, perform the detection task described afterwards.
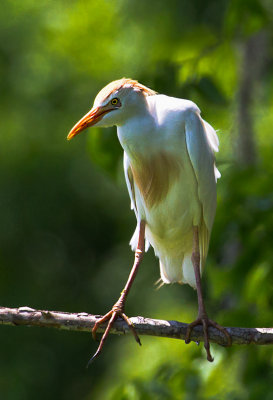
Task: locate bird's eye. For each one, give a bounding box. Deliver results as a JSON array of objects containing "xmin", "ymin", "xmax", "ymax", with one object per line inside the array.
[{"xmin": 111, "ymin": 98, "xmax": 119, "ymax": 105}]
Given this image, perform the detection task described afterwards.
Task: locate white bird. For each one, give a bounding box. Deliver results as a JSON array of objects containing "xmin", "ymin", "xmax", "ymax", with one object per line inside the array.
[{"xmin": 67, "ymin": 78, "xmax": 231, "ymax": 363}]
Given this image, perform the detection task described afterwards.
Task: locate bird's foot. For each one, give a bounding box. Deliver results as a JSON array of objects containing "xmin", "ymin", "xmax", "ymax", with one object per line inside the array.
[
  {"xmin": 87, "ymin": 297, "xmax": 141, "ymax": 367},
  {"xmin": 184, "ymin": 315, "xmax": 232, "ymax": 362}
]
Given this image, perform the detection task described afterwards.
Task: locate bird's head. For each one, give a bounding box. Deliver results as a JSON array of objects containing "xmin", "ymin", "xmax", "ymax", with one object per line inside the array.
[{"xmin": 67, "ymin": 78, "xmax": 156, "ymax": 140}]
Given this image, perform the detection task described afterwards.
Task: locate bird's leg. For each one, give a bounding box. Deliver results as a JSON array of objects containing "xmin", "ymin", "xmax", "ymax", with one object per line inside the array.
[
  {"xmin": 88, "ymin": 220, "xmax": 145, "ymax": 365},
  {"xmin": 185, "ymin": 226, "xmax": 232, "ymax": 362}
]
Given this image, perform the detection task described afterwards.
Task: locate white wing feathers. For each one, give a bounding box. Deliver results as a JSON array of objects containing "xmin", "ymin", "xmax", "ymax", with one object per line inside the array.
[
  {"xmin": 123, "ymin": 152, "xmax": 136, "ymax": 213},
  {"xmin": 123, "ymin": 152, "xmax": 150, "ymax": 252},
  {"xmin": 185, "ymin": 111, "xmax": 219, "ymax": 235},
  {"xmin": 184, "ymin": 111, "xmax": 220, "ymax": 270},
  {"xmin": 202, "ymin": 119, "xmax": 220, "ymax": 153},
  {"xmin": 202, "ymin": 119, "xmax": 221, "ymax": 180}
]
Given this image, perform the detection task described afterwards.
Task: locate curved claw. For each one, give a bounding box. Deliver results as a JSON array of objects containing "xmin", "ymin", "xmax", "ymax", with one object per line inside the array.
[
  {"xmin": 121, "ymin": 313, "xmax": 141, "ymax": 346},
  {"xmin": 92, "ymin": 310, "xmax": 113, "ymax": 341},
  {"xmin": 87, "ymin": 312, "xmax": 117, "ymax": 367},
  {"xmin": 202, "ymin": 318, "xmax": 213, "ymax": 362},
  {"xmin": 87, "ymin": 309, "xmax": 141, "ymax": 367},
  {"xmin": 208, "ymin": 319, "xmax": 232, "ymax": 347},
  {"xmin": 86, "ymin": 347, "xmax": 101, "ymax": 368},
  {"xmin": 185, "ymin": 317, "xmax": 232, "ymax": 362}
]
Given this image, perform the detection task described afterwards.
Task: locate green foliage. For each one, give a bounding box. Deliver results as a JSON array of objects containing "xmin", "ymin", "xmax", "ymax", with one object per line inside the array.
[{"xmin": 0, "ymin": 0, "xmax": 273, "ymax": 399}]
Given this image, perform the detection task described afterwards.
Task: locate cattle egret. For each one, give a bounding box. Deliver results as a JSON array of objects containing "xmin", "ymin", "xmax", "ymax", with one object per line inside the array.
[{"xmin": 67, "ymin": 78, "xmax": 231, "ymax": 363}]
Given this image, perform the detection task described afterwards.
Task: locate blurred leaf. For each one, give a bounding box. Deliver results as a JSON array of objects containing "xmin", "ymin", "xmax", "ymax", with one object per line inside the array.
[{"xmin": 86, "ymin": 127, "xmax": 122, "ymax": 178}]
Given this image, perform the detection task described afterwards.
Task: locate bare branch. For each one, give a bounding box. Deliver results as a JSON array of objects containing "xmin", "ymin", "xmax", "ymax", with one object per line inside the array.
[{"xmin": 1, "ymin": 306, "xmax": 273, "ymax": 346}]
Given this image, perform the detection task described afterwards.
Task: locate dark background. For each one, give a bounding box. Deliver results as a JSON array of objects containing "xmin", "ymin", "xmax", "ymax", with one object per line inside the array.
[{"xmin": 1, "ymin": 0, "xmax": 273, "ymax": 399}]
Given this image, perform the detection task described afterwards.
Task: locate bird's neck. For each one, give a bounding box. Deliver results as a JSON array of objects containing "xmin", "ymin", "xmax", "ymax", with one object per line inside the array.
[
  {"xmin": 117, "ymin": 105, "xmax": 182, "ymax": 209},
  {"xmin": 117, "ymin": 109, "xmax": 156, "ymax": 157}
]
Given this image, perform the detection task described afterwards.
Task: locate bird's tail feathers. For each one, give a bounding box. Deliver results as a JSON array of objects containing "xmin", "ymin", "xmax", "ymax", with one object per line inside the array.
[
  {"xmin": 182, "ymin": 255, "xmax": 197, "ymax": 288},
  {"xmin": 159, "ymin": 252, "xmax": 205, "ymax": 289},
  {"xmin": 159, "ymin": 256, "xmax": 183, "ymax": 284}
]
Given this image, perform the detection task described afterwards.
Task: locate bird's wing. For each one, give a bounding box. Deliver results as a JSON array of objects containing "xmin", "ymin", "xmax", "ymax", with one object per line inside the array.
[
  {"xmin": 184, "ymin": 111, "xmax": 219, "ymax": 263},
  {"xmin": 123, "ymin": 152, "xmax": 150, "ymax": 252},
  {"xmin": 123, "ymin": 152, "xmax": 137, "ymax": 215}
]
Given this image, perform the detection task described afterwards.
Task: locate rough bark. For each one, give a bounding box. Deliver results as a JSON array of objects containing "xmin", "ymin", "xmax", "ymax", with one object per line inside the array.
[{"xmin": 1, "ymin": 306, "xmax": 273, "ymax": 346}]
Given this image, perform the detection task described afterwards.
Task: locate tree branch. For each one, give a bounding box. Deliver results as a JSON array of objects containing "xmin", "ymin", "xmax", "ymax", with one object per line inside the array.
[{"xmin": 1, "ymin": 306, "xmax": 273, "ymax": 346}]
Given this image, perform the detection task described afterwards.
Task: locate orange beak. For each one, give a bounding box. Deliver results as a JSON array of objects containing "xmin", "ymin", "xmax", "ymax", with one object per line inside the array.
[{"xmin": 67, "ymin": 106, "xmax": 112, "ymax": 140}]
